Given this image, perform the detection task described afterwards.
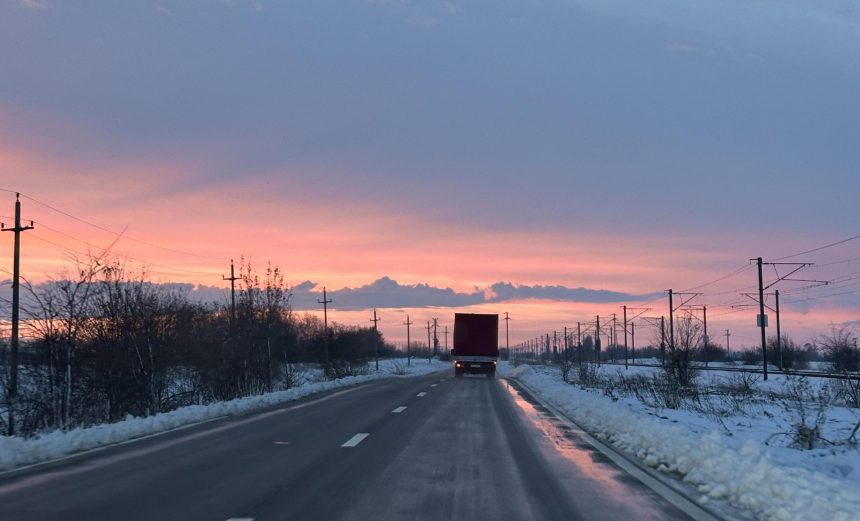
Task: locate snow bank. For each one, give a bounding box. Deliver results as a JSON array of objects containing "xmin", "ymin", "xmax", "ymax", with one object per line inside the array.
[
  {"xmin": 0, "ymin": 359, "xmax": 443, "ymax": 471},
  {"xmin": 509, "ymin": 363, "xmax": 860, "ymax": 521}
]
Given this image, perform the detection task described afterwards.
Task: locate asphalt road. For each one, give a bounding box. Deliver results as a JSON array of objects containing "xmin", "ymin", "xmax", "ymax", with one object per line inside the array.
[{"xmin": 0, "ymin": 370, "xmax": 703, "ymax": 521}]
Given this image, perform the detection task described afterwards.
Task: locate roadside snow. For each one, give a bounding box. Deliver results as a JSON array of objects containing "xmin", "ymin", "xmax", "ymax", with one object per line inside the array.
[
  {"xmin": 502, "ymin": 362, "xmax": 860, "ymax": 521},
  {"xmin": 0, "ymin": 358, "xmax": 443, "ymax": 471}
]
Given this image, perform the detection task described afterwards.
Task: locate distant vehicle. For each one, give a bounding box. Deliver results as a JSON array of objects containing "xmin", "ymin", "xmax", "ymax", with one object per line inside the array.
[{"xmin": 452, "ymin": 313, "xmax": 499, "ymax": 378}]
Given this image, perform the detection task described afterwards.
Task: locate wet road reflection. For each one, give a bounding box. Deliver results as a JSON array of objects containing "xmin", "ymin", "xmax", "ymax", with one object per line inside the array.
[{"xmin": 502, "ymin": 379, "xmax": 694, "ymax": 521}]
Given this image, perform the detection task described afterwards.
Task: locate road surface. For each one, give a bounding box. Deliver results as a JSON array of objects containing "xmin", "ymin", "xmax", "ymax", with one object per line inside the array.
[{"xmin": 0, "ymin": 370, "xmax": 711, "ymax": 520}]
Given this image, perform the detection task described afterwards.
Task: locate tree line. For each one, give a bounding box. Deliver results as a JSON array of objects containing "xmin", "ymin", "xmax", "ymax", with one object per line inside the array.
[{"xmin": 0, "ymin": 254, "xmax": 397, "ymax": 437}]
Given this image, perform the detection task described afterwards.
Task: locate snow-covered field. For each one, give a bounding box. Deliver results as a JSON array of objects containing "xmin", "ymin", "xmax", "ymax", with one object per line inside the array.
[
  {"xmin": 501, "ymin": 361, "xmax": 860, "ymax": 521},
  {"xmin": 0, "ymin": 358, "xmax": 443, "ymax": 472}
]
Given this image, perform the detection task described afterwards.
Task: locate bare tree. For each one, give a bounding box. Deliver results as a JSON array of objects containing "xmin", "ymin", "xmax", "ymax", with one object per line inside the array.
[{"xmin": 22, "ymin": 252, "xmax": 105, "ymax": 430}]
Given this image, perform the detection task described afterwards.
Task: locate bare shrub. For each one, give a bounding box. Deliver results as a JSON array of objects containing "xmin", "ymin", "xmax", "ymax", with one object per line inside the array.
[
  {"xmin": 818, "ymin": 327, "xmax": 859, "ymax": 372},
  {"xmin": 558, "ymin": 347, "xmax": 576, "ymax": 383},
  {"xmin": 770, "ymin": 375, "xmax": 832, "ymax": 450},
  {"xmin": 832, "ymin": 376, "xmax": 860, "ymax": 408},
  {"xmin": 577, "ymin": 361, "xmax": 601, "ymax": 388}
]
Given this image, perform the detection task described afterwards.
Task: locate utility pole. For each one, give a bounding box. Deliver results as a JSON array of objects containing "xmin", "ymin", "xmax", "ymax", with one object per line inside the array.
[
  {"xmin": 750, "ymin": 257, "xmax": 819, "ymax": 379},
  {"xmin": 667, "ymin": 289, "xmax": 674, "ymax": 352},
  {"xmin": 553, "ymin": 330, "xmax": 557, "ymax": 358},
  {"xmin": 595, "ymin": 315, "xmax": 601, "ymax": 366},
  {"xmin": 403, "ymin": 315, "xmax": 413, "ymax": 366},
  {"xmin": 432, "ymin": 318, "xmax": 439, "ymax": 357},
  {"xmin": 318, "ymin": 287, "xmax": 332, "ymax": 367},
  {"xmin": 623, "ymin": 305, "xmax": 628, "ymax": 369},
  {"xmin": 666, "ymin": 289, "xmax": 702, "ymax": 364},
  {"xmin": 756, "ymin": 257, "xmax": 768, "ymax": 380},
  {"xmin": 370, "ymin": 309, "xmax": 381, "ymax": 371},
  {"xmin": 425, "ymin": 321, "xmax": 432, "ymax": 363},
  {"xmin": 725, "ymin": 329, "xmax": 731, "ymax": 359},
  {"xmin": 631, "ymin": 321, "xmax": 635, "ymax": 364},
  {"xmin": 504, "ymin": 312, "xmax": 510, "ymax": 357},
  {"xmin": 776, "ymin": 289, "xmax": 782, "ymax": 371},
  {"xmin": 660, "ymin": 316, "xmax": 666, "ymax": 366},
  {"xmin": 444, "ymin": 326, "xmax": 449, "ymax": 354},
  {"xmin": 223, "ymin": 259, "xmax": 239, "ymax": 324},
  {"xmin": 2, "ymin": 193, "xmax": 33, "ymax": 436},
  {"xmin": 577, "ymin": 322, "xmax": 582, "ymax": 368},
  {"xmin": 703, "ymin": 304, "xmax": 708, "ymax": 367}
]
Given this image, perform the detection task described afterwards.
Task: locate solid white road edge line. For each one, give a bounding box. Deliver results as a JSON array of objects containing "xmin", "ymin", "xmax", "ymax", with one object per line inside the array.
[
  {"xmin": 392, "ymin": 406, "xmax": 407, "ymax": 413},
  {"xmin": 341, "ymin": 433, "xmax": 370, "ymax": 448},
  {"xmin": 511, "ymin": 378, "xmax": 725, "ymax": 521},
  {"xmin": 416, "ymin": 392, "xmax": 427, "ymax": 397}
]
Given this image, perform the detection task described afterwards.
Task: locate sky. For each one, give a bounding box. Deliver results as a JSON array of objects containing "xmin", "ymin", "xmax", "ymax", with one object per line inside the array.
[{"xmin": 0, "ymin": 0, "xmax": 858, "ymax": 348}]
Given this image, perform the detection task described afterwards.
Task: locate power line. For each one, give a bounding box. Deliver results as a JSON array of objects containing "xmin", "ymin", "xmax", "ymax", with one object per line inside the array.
[
  {"xmin": 769, "ymin": 233, "xmax": 860, "ymax": 262},
  {"xmin": 27, "ymin": 232, "xmax": 217, "ymax": 278},
  {"xmin": 680, "ymin": 264, "xmax": 753, "ymax": 292},
  {"xmin": 4, "ymin": 190, "xmax": 228, "ymax": 262}
]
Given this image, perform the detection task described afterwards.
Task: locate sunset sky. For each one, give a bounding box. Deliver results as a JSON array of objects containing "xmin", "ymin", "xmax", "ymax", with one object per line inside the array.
[{"xmin": 1, "ymin": 0, "xmax": 858, "ymax": 348}]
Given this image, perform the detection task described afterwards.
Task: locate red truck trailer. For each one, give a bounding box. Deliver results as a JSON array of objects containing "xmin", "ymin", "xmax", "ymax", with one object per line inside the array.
[{"xmin": 452, "ymin": 313, "xmax": 499, "ymax": 378}]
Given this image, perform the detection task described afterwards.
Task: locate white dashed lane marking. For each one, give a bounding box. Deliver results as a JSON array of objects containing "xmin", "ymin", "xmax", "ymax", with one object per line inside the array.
[
  {"xmin": 430, "ymin": 384, "xmax": 438, "ymax": 387},
  {"xmin": 392, "ymin": 406, "xmax": 407, "ymax": 413},
  {"xmin": 417, "ymin": 392, "xmax": 427, "ymax": 397},
  {"xmin": 341, "ymin": 433, "xmax": 370, "ymax": 448}
]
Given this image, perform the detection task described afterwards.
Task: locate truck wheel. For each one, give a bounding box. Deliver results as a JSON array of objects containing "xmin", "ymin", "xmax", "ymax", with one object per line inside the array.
[
  {"xmin": 488, "ymin": 369, "xmax": 496, "ymax": 379},
  {"xmin": 455, "ymin": 369, "xmax": 463, "ymax": 378}
]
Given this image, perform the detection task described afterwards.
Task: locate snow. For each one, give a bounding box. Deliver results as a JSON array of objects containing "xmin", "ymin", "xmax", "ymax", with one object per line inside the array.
[
  {"xmin": 0, "ymin": 358, "xmax": 442, "ymax": 471},
  {"xmin": 501, "ymin": 361, "xmax": 860, "ymax": 521}
]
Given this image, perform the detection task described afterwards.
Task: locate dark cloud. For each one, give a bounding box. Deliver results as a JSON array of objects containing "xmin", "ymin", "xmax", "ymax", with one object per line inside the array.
[
  {"xmin": 292, "ymin": 277, "xmax": 484, "ymax": 311},
  {"xmin": 487, "ymin": 282, "xmax": 660, "ymax": 304},
  {"xmin": 1, "ymin": 276, "xmax": 659, "ymax": 313},
  {"xmin": 288, "ymin": 277, "xmax": 656, "ymax": 311}
]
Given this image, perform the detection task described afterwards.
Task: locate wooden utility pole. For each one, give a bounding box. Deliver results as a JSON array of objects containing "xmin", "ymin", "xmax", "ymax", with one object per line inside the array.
[
  {"xmin": 504, "ymin": 312, "xmax": 510, "ymax": 356},
  {"xmin": 432, "ymin": 318, "xmax": 439, "ymax": 357},
  {"xmin": 403, "ymin": 315, "xmax": 413, "ymax": 366},
  {"xmin": 318, "ymin": 287, "xmax": 332, "ymax": 367},
  {"xmin": 444, "ymin": 326, "xmax": 449, "ymax": 354},
  {"xmin": 370, "ymin": 309, "xmax": 381, "ymax": 371},
  {"xmin": 725, "ymin": 329, "xmax": 731, "ymax": 359},
  {"xmin": 2, "ymin": 193, "xmax": 33, "ymax": 436},
  {"xmin": 223, "ymin": 259, "xmax": 239, "ymax": 324},
  {"xmin": 425, "ymin": 321, "xmax": 432, "ymax": 363}
]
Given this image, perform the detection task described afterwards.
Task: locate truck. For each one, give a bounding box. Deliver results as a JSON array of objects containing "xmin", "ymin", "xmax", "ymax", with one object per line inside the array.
[{"xmin": 452, "ymin": 313, "xmax": 499, "ymax": 378}]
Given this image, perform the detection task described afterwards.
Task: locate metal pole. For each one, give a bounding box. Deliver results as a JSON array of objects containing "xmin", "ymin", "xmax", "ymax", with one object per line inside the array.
[
  {"xmin": 660, "ymin": 316, "xmax": 666, "ymax": 366},
  {"xmin": 623, "ymin": 305, "xmax": 628, "ymax": 369},
  {"xmin": 668, "ymin": 289, "xmax": 675, "ymax": 352},
  {"xmin": 757, "ymin": 257, "xmax": 768, "ymax": 380},
  {"xmin": 631, "ymin": 321, "xmax": 635, "ymax": 364},
  {"xmin": 577, "ymin": 322, "xmax": 582, "ymax": 368},
  {"xmin": 776, "ymin": 289, "xmax": 782, "ymax": 370}
]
